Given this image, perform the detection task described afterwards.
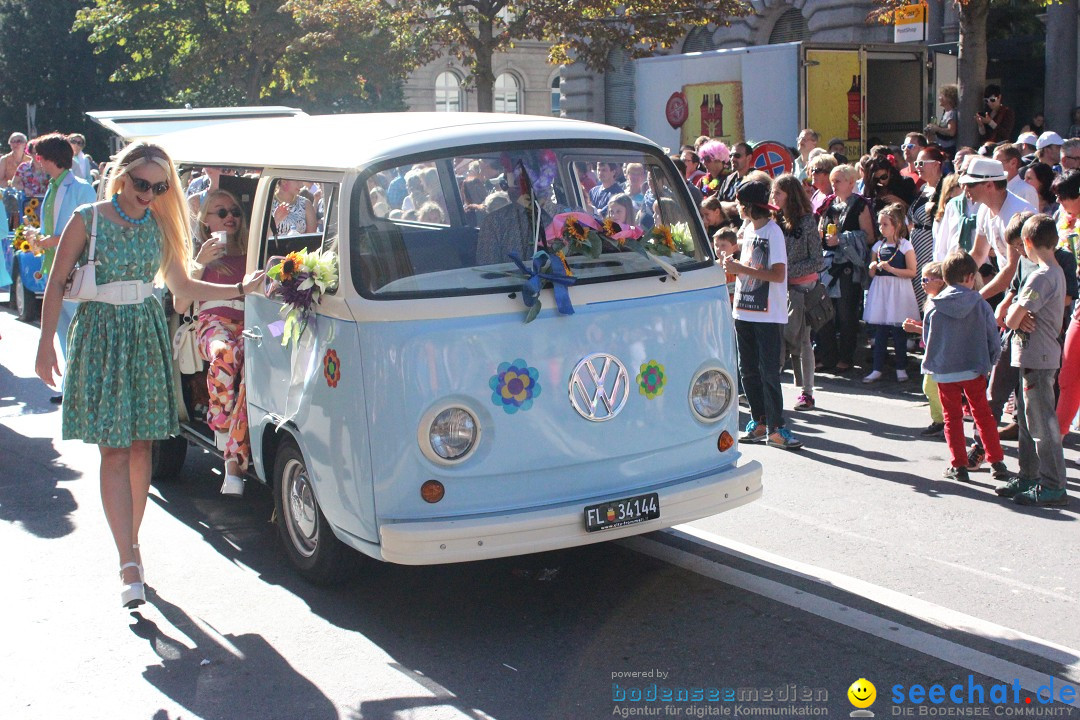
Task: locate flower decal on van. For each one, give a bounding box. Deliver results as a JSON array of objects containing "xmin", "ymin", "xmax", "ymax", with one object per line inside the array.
[
  {"xmin": 490, "ymin": 359, "xmax": 541, "ymax": 414},
  {"xmin": 323, "ymin": 349, "xmax": 341, "ymax": 388},
  {"xmin": 637, "ymin": 360, "xmax": 666, "ymax": 399}
]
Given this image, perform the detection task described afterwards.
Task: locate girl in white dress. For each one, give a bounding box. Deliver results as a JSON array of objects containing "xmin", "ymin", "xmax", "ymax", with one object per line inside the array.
[{"xmin": 864, "ymin": 203, "xmax": 920, "ymax": 383}]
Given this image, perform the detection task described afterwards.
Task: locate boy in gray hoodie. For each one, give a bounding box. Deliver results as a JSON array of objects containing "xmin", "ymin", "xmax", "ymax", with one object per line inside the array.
[{"xmin": 922, "ymin": 250, "xmax": 1009, "ymax": 482}]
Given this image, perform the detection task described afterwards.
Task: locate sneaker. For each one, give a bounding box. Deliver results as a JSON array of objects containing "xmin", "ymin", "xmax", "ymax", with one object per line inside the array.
[
  {"xmin": 896, "ymin": 369, "xmax": 909, "ymax": 383},
  {"xmin": 741, "ymin": 419, "xmax": 767, "ymax": 444},
  {"xmin": 1013, "ymin": 484, "xmax": 1069, "ymax": 507},
  {"xmin": 794, "ymin": 393, "xmax": 815, "ymax": 411},
  {"xmin": 966, "ymin": 444, "xmax": 985, "ymax": 470},
  {"xmin": 862, "ymin": 370, "xmax": 883, "ymax": 384},
  {"xmin": 990, "ymin": 461, "xmax": 1012, "ymax": 481},
  {"xmin": 943, "ymin": 465, "xmax": 970, "ymax": 482},
  {"xmin": 766, "ymin": 426, "xmax": 804, "ymax": 450},
  {"xmin": 995, "ymin": 476, "xmax": 1036, "ymax": 498},
  {"xmin": 919, "ymin": 422, "xmax": 945, "ymax": 437}
]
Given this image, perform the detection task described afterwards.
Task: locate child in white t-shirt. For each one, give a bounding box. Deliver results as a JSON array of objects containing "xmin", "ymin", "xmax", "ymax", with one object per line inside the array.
[{"xmin": 720, "ymin": 180, "xmax": 803, "ymax": 450}]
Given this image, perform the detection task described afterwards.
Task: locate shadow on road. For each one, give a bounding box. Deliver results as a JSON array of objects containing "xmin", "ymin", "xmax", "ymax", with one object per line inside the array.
[
  {"xmin": 780, "ymin": 406, "xmax": 1079, "ymax": 521},
  {"xmin": 132, "ymin": 588, "xmax": 337, "ymax": 720},
  {"xmin": 144, "ymin": 447, "xmax": 1079, "ymax": 718},
  {"xmin": 0, "ymin": 371, "xmax": 80, "ymax": 537}
]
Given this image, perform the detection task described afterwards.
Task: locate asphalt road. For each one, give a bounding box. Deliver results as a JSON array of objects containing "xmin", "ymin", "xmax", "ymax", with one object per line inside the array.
[{"xmin": 1, "ymin": 300, "xmax": 1077, "ymax": 720}]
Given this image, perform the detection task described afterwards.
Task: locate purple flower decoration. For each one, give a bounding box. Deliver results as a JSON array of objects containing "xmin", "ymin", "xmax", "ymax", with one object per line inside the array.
[{"xmin": 490, "ymin": 359, "xmax": 541, "ymax": 414}]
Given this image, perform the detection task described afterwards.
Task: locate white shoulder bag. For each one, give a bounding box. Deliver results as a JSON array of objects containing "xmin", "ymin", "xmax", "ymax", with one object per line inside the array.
[{"xmin": 63, "ymin": 206, "xmax": 98, "ymax": 301}]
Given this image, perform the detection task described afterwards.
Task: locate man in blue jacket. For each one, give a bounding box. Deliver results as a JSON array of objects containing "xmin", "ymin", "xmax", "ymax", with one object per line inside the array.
[{"xmin": 34, "ymin": 132, "xmax": 97, "ymax": 403}]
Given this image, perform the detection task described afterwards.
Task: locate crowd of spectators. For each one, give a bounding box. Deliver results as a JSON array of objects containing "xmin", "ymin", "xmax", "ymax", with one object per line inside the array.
[{"xmin": 688, "ymin": 82, "xmax": 1080, "ymax": 506}]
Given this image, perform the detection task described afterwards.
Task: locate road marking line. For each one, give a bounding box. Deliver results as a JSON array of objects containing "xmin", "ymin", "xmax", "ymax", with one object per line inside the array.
[
  {"xmin": 670, "ymin": 526, "xmax": 1080, "ymax": 668},
  {"xmin": 622, "ymin": 530, "xmax": 1080, "ymax": 706},
  {"xmin": 745, "ymin": 504, "xmax": 1077, "ymax": 604}
]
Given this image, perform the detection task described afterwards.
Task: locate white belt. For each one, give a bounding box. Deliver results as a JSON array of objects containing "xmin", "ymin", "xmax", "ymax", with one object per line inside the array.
[
  {"xmin": 91, "ymin": 281, "xmax": 155, "ymax": 305},
  {"xmin": 199, "ymin": 299, "xmax": 244, "ymax": 312}
]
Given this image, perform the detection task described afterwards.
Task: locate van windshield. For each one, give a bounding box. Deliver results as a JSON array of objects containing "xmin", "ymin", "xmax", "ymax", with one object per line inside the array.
[{"xmin": 352, "ymin": 145, "xmax": 711, "ymax": 297}]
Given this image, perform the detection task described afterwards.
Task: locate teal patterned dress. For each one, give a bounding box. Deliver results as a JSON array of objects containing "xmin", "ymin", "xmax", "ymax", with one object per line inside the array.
[{"xmin": 63, "ymin": 205, "xmax": 178, "ymax": 447}]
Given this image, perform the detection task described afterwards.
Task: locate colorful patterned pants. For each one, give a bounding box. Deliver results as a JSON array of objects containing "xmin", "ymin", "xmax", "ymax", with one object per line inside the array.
[{"xmin": 197, "ymin": 316, "xmax": 250, "ymax": 471}]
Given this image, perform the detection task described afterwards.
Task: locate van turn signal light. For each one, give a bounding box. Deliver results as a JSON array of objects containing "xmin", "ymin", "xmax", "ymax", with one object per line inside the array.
[
  {"xmin": 421, "ymin": 480, "xmax": 445, "ymax": 503},
  {"xmin": 717, "ymin": 431, "xmax": 734, "ymax": 452}
]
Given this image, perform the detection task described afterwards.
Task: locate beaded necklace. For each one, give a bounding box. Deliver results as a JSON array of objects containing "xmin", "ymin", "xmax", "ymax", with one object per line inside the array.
[{"xmin": 111, "ymin": 194, "xmax": 152, "ymax": 226}]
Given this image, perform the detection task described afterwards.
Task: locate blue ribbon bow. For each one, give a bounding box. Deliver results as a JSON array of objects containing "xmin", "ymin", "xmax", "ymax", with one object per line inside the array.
[{"xmin": 508, "ymin": 250, "xmax": 576, "ymax": 321}]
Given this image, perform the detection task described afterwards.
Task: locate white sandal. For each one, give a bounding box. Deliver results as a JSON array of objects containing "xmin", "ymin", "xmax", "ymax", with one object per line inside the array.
[
  {"xmin": 120, "ymin": 562, "xmax": 145, "ymax": 609},
  {"xmin": 220, "ymin": 474, "xmax": 245, "ymax": 496}
]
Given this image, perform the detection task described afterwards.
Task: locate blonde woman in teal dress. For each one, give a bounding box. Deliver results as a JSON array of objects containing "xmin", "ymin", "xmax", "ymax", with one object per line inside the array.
[{"xmin": 34, "ymin": 143, "xmax": 265, "ymax": 609}]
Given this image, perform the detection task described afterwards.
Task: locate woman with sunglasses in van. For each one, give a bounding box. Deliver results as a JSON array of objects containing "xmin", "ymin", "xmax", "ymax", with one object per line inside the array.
[
  {"xmin": 174, "ymin": 189, "xmax": 251, "ymax": 497},
  {"xmin": 34, "ymin": 143, "xmax": 265, "ymax": 609}
]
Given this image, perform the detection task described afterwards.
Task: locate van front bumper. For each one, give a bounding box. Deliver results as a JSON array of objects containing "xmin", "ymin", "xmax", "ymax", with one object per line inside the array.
[{"xmin": 378, "ymin": 460, "xmax": 762, "ymax": 565}]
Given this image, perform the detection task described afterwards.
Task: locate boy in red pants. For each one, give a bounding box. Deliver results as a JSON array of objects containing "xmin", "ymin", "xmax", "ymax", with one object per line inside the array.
[{"xmin": 922, "ymin": 250, "xmax": 1010, "ymax": 482}]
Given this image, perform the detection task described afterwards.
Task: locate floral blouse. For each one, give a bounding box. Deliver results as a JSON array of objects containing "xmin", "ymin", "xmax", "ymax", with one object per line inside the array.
[{"xmin": 14, "ymin": 160, "xmax": 48, "ymax": 197}]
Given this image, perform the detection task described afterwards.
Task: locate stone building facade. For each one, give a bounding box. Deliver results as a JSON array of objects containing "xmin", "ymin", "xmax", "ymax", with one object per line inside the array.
[
  {"xmin": 401, "ymin": 1, "xmax": 975, "ymax": 128},
  {"xmin": 403, "ymin": 40, "xmax": 563, "ymax": 117}
]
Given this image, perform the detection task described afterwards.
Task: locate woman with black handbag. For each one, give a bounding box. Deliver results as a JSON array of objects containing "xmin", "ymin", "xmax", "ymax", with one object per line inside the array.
[{"xmin": 772, "ymin": 173, "xmax": 825, "ymax": 411}]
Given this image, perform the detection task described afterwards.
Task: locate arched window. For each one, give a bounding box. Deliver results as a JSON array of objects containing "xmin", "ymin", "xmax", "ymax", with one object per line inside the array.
[
  {"xmin": 550, "ymin": 76, "xmax": 561, "ymax": 116},
  {"xmin": 435, "ymin": 72, "xmax": 463, "ymax": 112},
  {"xmin": 769, "ymin": 8, "xmax": 810, "ymax": 44},
  {"xmin": 494, "ymin": 73, "xmax": 521, "ymax": 114},
  {"xmin": 682, "ymin": 26, "xmax": 717, "ymax": 54}
]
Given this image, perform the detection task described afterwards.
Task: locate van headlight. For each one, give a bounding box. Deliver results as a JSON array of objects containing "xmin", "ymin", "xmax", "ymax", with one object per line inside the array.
[
  {"xmin": 429, "ymin": 407, "xmax": 478, "ymax": 461},
  {"xmin": 690, "ymin": 369, "xmax": 733, "ymax": 422}
]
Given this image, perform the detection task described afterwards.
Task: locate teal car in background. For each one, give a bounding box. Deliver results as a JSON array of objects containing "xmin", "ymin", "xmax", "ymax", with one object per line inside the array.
[{"xmin": 1, "ymin": 189, "xmax": 47, "ymax": 322}]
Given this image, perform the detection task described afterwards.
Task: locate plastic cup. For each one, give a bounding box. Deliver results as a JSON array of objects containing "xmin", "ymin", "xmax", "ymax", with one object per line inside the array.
[
  {"xmin": 212, "ymin": 230, "xmax": 227, "ymax": 245},
  {"xmin": 826, "ymin": 223, "xmax": 837, "ymax": 236}
]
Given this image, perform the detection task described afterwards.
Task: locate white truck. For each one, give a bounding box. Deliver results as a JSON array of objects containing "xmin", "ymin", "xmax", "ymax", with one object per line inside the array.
[{"xmin": 634, "ymin": 41, "xmax": 929, "ymax": 158}]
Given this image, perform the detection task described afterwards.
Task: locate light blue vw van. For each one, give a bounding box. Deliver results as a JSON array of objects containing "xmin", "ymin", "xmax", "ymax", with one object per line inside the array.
[{"xmin": 151, "ymin": 113, "xmax": 762, "ymax": 582}]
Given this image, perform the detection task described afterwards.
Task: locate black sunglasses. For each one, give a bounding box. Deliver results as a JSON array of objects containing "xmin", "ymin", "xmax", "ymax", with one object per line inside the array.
[
  {"xmin": 128, "ymin": 174, "xmax": 170, "ymax": 196},
  {"xmin": 213, "ymin": 207, "xmax": 243, "ymax": 219}
]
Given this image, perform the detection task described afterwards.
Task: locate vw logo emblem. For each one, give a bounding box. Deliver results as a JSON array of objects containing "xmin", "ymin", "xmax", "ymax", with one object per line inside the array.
[{"xmin": 568, "ymin": 353, "xmax": 630, "ymax": 422}]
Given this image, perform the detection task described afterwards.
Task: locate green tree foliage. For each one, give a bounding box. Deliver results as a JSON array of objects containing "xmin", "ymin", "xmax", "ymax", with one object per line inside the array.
[
  {"xmin": 0, "ymin": 0, "xmax": 167, "ymax": 158},
  {"xmin": 74, "ymin": 0, "xmax": 407, "ymax": 113},
  {"xmin": 285, "ymin": 0, "xmax": 751, "ymax": 112}
]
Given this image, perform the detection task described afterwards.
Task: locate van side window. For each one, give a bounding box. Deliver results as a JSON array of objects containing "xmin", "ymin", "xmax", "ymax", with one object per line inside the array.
[{"xmin": 262, "ymin": 179, "xmax": 339, "ymax": 285}]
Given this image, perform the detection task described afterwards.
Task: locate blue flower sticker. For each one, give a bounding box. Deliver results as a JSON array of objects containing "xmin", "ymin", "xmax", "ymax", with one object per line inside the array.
[{"xmin": 489, "ymin": 359, "xmax": 542, "ymax": 414}]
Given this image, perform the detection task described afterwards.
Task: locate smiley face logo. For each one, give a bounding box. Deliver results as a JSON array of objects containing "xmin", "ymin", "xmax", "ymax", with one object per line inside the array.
[{"xmin": 848, "ymin": 678, "xmax": 876, "ymax": 709}]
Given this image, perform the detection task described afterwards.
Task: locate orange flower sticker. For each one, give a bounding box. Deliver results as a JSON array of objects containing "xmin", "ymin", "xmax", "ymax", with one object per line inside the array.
[{"xmin": 323, "ymin": 349, "xmax": 341, "ymax": 388}]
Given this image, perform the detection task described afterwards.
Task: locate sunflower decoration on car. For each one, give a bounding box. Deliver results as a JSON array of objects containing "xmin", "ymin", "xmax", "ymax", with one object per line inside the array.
[
  {"xmin": 550, "ymin": 212, "xmax": 604, "ymax": 259},
  {"xmin": 266, "ymin": 247, "xmax": 339, "ymax": 348}
]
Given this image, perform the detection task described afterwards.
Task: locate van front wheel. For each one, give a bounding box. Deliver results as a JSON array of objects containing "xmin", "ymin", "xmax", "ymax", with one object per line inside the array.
[{"xmin": 273, "ymin": 439, "xmax": 353, "ymax": 585}]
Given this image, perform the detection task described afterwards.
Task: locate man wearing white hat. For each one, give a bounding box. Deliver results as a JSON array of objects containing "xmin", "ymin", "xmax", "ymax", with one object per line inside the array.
[
  {"xmin": 1017, "ymin": 131, "xmax": 1038, "ymax": 152},
  {"xmin": 1036, "ymin": 131, "xmax": 1063, "ymax": 169},
  {"xmin": 1016, "ymin": 131, "xmax": 1038, "ymax": 165},
  {"xmin": 960, "ymin": 157, "xmax": 1036, "ymax": 298}
]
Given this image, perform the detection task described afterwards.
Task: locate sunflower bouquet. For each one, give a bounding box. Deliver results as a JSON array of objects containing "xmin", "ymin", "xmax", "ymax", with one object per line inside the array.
[
  {"xmin": 548, "ymin": 212, "xmax": 605, "ymax": 259},
  {"xmin": 266, "ymin": 247, "xmax": 338, "ymax": 348},
  {"xmin": 13, "ymin": 224, "xmax": 42, "ymax": 254}
]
